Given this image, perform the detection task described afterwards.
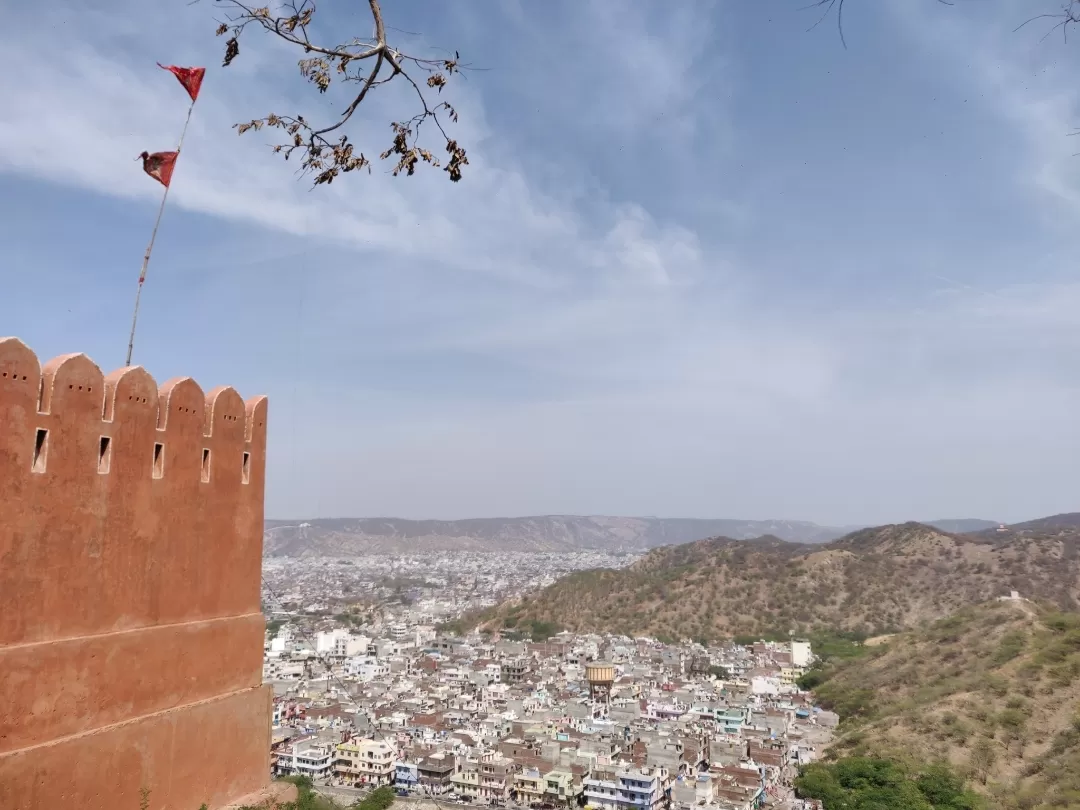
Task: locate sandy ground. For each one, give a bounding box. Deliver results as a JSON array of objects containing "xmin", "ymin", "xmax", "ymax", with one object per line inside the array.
[{"xmin": 864, "ymin": 634, "xmax": 895, "ymax": 647}]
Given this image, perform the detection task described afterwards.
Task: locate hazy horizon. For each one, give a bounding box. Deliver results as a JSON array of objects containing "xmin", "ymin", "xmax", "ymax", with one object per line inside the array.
[{"xmin": 263, "ymin": 513, "xmax": 1010, "ymax": 527}]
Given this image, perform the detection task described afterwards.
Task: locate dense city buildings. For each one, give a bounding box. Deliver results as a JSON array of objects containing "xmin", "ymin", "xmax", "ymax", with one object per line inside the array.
[
  {"xmin": 262, "ymin": 558, "xmax": 835, "ymax": 810},
  {"xmin": 261, "ymin": 550, "xmax": 644, "ymax": 621}
]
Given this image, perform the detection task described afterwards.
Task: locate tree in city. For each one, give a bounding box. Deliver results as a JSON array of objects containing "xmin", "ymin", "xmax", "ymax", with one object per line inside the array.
[{"xmin": 212, "ymin": 0, "xmax": 469, "ymax": 186}]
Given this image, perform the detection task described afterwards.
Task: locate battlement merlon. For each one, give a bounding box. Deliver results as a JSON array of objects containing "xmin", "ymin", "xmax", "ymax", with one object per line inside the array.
[
  {"xmin": 0, "ymin": 336, "xmax": 269, "ymax": 648},
  {"xmin": 0, "ymin": 336, "xmax": 267, "ymax": 486}
]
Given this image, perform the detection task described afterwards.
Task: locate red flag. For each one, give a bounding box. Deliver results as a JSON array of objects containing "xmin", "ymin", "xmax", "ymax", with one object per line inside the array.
[
  {"xmin": 139, "ymin": 151, "xmax": 179, "ymax": 188},
  {"xmin": 157, "ymin": 63, "xmax": 205, "ymax": 102}
]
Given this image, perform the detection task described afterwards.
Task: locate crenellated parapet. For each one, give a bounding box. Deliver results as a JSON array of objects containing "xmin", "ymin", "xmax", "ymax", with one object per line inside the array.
[
  {"xmin": 0, "ymin": 336, "xmax": 274, "ymax": 809},
  {"xmin": 0, "ymin": 335, "xmax": 269, "ymax": 646},
  {"xmin": 0, "ymin": 336, "xmax": 266, "ymax": 487}
]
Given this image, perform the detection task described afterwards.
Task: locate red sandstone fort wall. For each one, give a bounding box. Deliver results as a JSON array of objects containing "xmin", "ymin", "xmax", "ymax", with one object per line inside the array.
[{"xmin": 0, "ymin": 337, "xmax": 273, "ymax": 810}]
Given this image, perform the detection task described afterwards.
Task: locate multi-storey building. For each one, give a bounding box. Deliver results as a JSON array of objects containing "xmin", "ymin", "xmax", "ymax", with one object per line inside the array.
[
  {"xmin": 616, "ymin": 767, "xmax": 665, "ymax": 810},
  {"xmin": 418, "ymin": 754, "xmax": 455, "ymax": 794},
  {"xmin": 584, "ymin": 769, "xmax": 620, "ymax": 809},
  {"xmin": 514, "ymin": 768, "xmax": 545, "ymax": 805},
  {"xmin": 335, "ymin": 738, "xmax": 395, "ymax": 786},
  {"xmin": 451, "ymin": 757, "xmax": 481, "ymax": 798},
  {"xmin": 478, "ymin": 751, "xmax": 513, "ymax": 801},
  {"xmin": 584, "ymin": 768, "xmax": 665, "ymax": 810},
  {"xmin": 277, "ymin": 741, "xmax": 335, "ymax": 782},
  {"xmin": 395, "ymin": 760, "xmax": 419, "ymax": 788},
  {"xmin": 500, "ymin": 658, "xmax": 530, "ymax": 684},
  {"xmin": 544, "ymin": 770, "xmax": 581, "ymax": 805}
]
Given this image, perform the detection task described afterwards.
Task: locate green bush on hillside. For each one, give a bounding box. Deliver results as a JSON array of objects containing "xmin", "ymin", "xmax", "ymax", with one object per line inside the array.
[
  {"xmin": 796, "ymin": 668, "xmax": 828, "ymax": 691},
  {"xmin": 524, "ymin": 619, "xmax": 562, "ymax": 639},
  {"xmin": 795, "ymin": 757, "xmax": 983, "ymax": 810}
]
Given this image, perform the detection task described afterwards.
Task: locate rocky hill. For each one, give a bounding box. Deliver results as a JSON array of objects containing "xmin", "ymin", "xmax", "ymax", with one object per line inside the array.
[
  {"xmin": 808, "ymin": 599, "xmax": 1080, "ymax": 807},
  {"xmin": 474, "ymin": 520, "xmax": 1080, "ymax": 640},
  {"xmin": 262, "ymin": 515, "xmax": 997, "ymax": 556}
]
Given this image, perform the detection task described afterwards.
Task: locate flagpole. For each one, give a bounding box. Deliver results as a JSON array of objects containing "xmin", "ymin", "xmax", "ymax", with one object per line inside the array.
[{"xmin": 126, "ymin": 97, "xmax": 197, "ymax": 368}]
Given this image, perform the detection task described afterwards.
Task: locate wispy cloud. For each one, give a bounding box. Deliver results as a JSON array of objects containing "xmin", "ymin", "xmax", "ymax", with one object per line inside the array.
[
  {"xmin": 2, "ymin": 0, "xmax": 1080, "ymax": 524},
  {"xmin": 888, "ymin": 0, "xmax": 1080, "ymax": 223},
  {"xmin": 0, "ymin": 0, "xmax": 704, "ymax": 292}
]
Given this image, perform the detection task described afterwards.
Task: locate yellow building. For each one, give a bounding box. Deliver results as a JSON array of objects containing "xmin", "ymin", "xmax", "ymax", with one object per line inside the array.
[
  {"xmin": 335, "ymin": 738, "xmax": 395, "ymax": 785},
  {"xmin": 780, "ymin": 666, "xmax": 807, "ymax": 686}
]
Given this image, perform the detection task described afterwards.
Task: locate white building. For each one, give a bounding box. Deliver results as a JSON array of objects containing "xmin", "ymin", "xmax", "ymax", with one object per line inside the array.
[
  {"xmin": 263, "ymin": 659, "xmax": 304, "ymax": 680},
  {"xmin": 316, "ymin": 628, "xmax": 349, "ymax": 654},
  {"xmin": 268, "ymin": 630, "xmax": 291, "ymax": 654},
  {"xmin": 279, "ymin": 741, "xmax": 334, "ymax": 782},
  {"xmin": 751, "ymin": 675, "xmax": 781, "ymax": 696},
  {"xmin": 584, "ymin": 768, "xmax": 665, "ymax": 810},
  {"xmin": 790, "ymin": 641, "xmax": 812, "ymax": 668},
  {"xmin": 344, "ymin": 656, "xmax": 389, "ymax": 682},
  {"xmin": 335, "ymin": 634, "xmax": 371, "ymax": 658}
]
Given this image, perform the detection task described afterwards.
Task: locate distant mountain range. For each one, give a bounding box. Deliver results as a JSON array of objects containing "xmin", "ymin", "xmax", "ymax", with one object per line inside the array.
[{"xmin": 261, "ymin": 515, "xmax": 1002, "ymax": 556}]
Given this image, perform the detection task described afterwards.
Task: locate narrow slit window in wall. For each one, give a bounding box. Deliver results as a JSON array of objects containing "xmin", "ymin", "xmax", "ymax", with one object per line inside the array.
[
  {"xmin": 202, "ymin": 448, "xmax": 212, "ymax": 483},
  {"xmin": 98, "ymin": 436, "xmax": 112, "ymax": 474},
  {"xmin": 31, "ymin": 428, "xmax": 48, "ymax": 473},
  {"xmin": 242, "ymin": 451, "xmax": 251, "ymax": 485},
  {"xmin": 153, "ymin": 442, "xmax": 164, "ymax": 479}
]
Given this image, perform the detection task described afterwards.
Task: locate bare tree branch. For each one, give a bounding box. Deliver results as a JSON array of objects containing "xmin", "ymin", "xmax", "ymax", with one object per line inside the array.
[
  {"xmin": 1013, "ymin": 0, "xmax": 1080, "ymax": 44},
  {"xmin": 807, "ymin": 1, "xmax": 1080, "ymax": 142},
  {"xmin": 215, "ymin": 0, "xmax": 469, "ymax": 186},
  {"xmin": 804, "ymin": 0, "xmax": 954, "ymax": 50},
  {"xmin": 807, "ymin": 0, "xmax": 1080, "ymax": 49}
]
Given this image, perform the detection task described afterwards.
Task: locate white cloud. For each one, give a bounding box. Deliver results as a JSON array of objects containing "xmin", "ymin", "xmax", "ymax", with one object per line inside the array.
[
  {"xmin": 0, "ymin": 0, "xmax": 705, "ymax": 293},
  {"xmin": 888, "ymin": 0, "xmax": 1080, "ymax": 223},
  {"xmin": 5, "ymin": 0, "xmax": 1080, "ymax": 524}
]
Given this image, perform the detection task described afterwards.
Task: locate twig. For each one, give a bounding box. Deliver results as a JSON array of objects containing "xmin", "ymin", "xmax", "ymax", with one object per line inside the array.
[
  {"xmin": 804, "ymin": 0, "xmax": 956, "ymax": 49},
  {"xmin": 215, "ymin": 0, "xmax": 470, "ymax": 185}
]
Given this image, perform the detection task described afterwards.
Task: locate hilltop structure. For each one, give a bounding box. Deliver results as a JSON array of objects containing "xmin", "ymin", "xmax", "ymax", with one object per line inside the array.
[{"xmin": 0, "ymin": 337, "xmax": 288, "ymax": 810}]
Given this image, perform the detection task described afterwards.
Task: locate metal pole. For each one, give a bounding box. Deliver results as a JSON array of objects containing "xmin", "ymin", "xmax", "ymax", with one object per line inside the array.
[{"xmin": 126, "ymin": 98, "xmax": 196, "ymax": 367}]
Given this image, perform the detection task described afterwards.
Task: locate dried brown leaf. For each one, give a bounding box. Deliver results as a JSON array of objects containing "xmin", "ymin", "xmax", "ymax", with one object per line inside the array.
[{"xmin": 223, "ymin": 37, "xmax": 240, "ymax": 67}]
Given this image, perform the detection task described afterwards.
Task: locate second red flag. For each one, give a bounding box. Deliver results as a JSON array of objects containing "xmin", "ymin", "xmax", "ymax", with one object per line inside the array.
[{"xmin": 138, "ymin": 151, "xmax": 179, "ymax": 188}]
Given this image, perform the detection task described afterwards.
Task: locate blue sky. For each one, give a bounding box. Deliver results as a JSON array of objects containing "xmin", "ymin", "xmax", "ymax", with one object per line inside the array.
[{"xmin": 2, "ymin": 0, "xmax": 1080, "ymax": 524}]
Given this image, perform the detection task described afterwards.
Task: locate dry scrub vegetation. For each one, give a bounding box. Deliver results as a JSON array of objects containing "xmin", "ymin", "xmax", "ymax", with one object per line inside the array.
[
  {"xmin": 809, "ymin": 601, "xmax": 1080, "ymax": 809},
  {"xmin": 477, "ymin": 523, "xmax": 1080, "ymax": 642}
]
